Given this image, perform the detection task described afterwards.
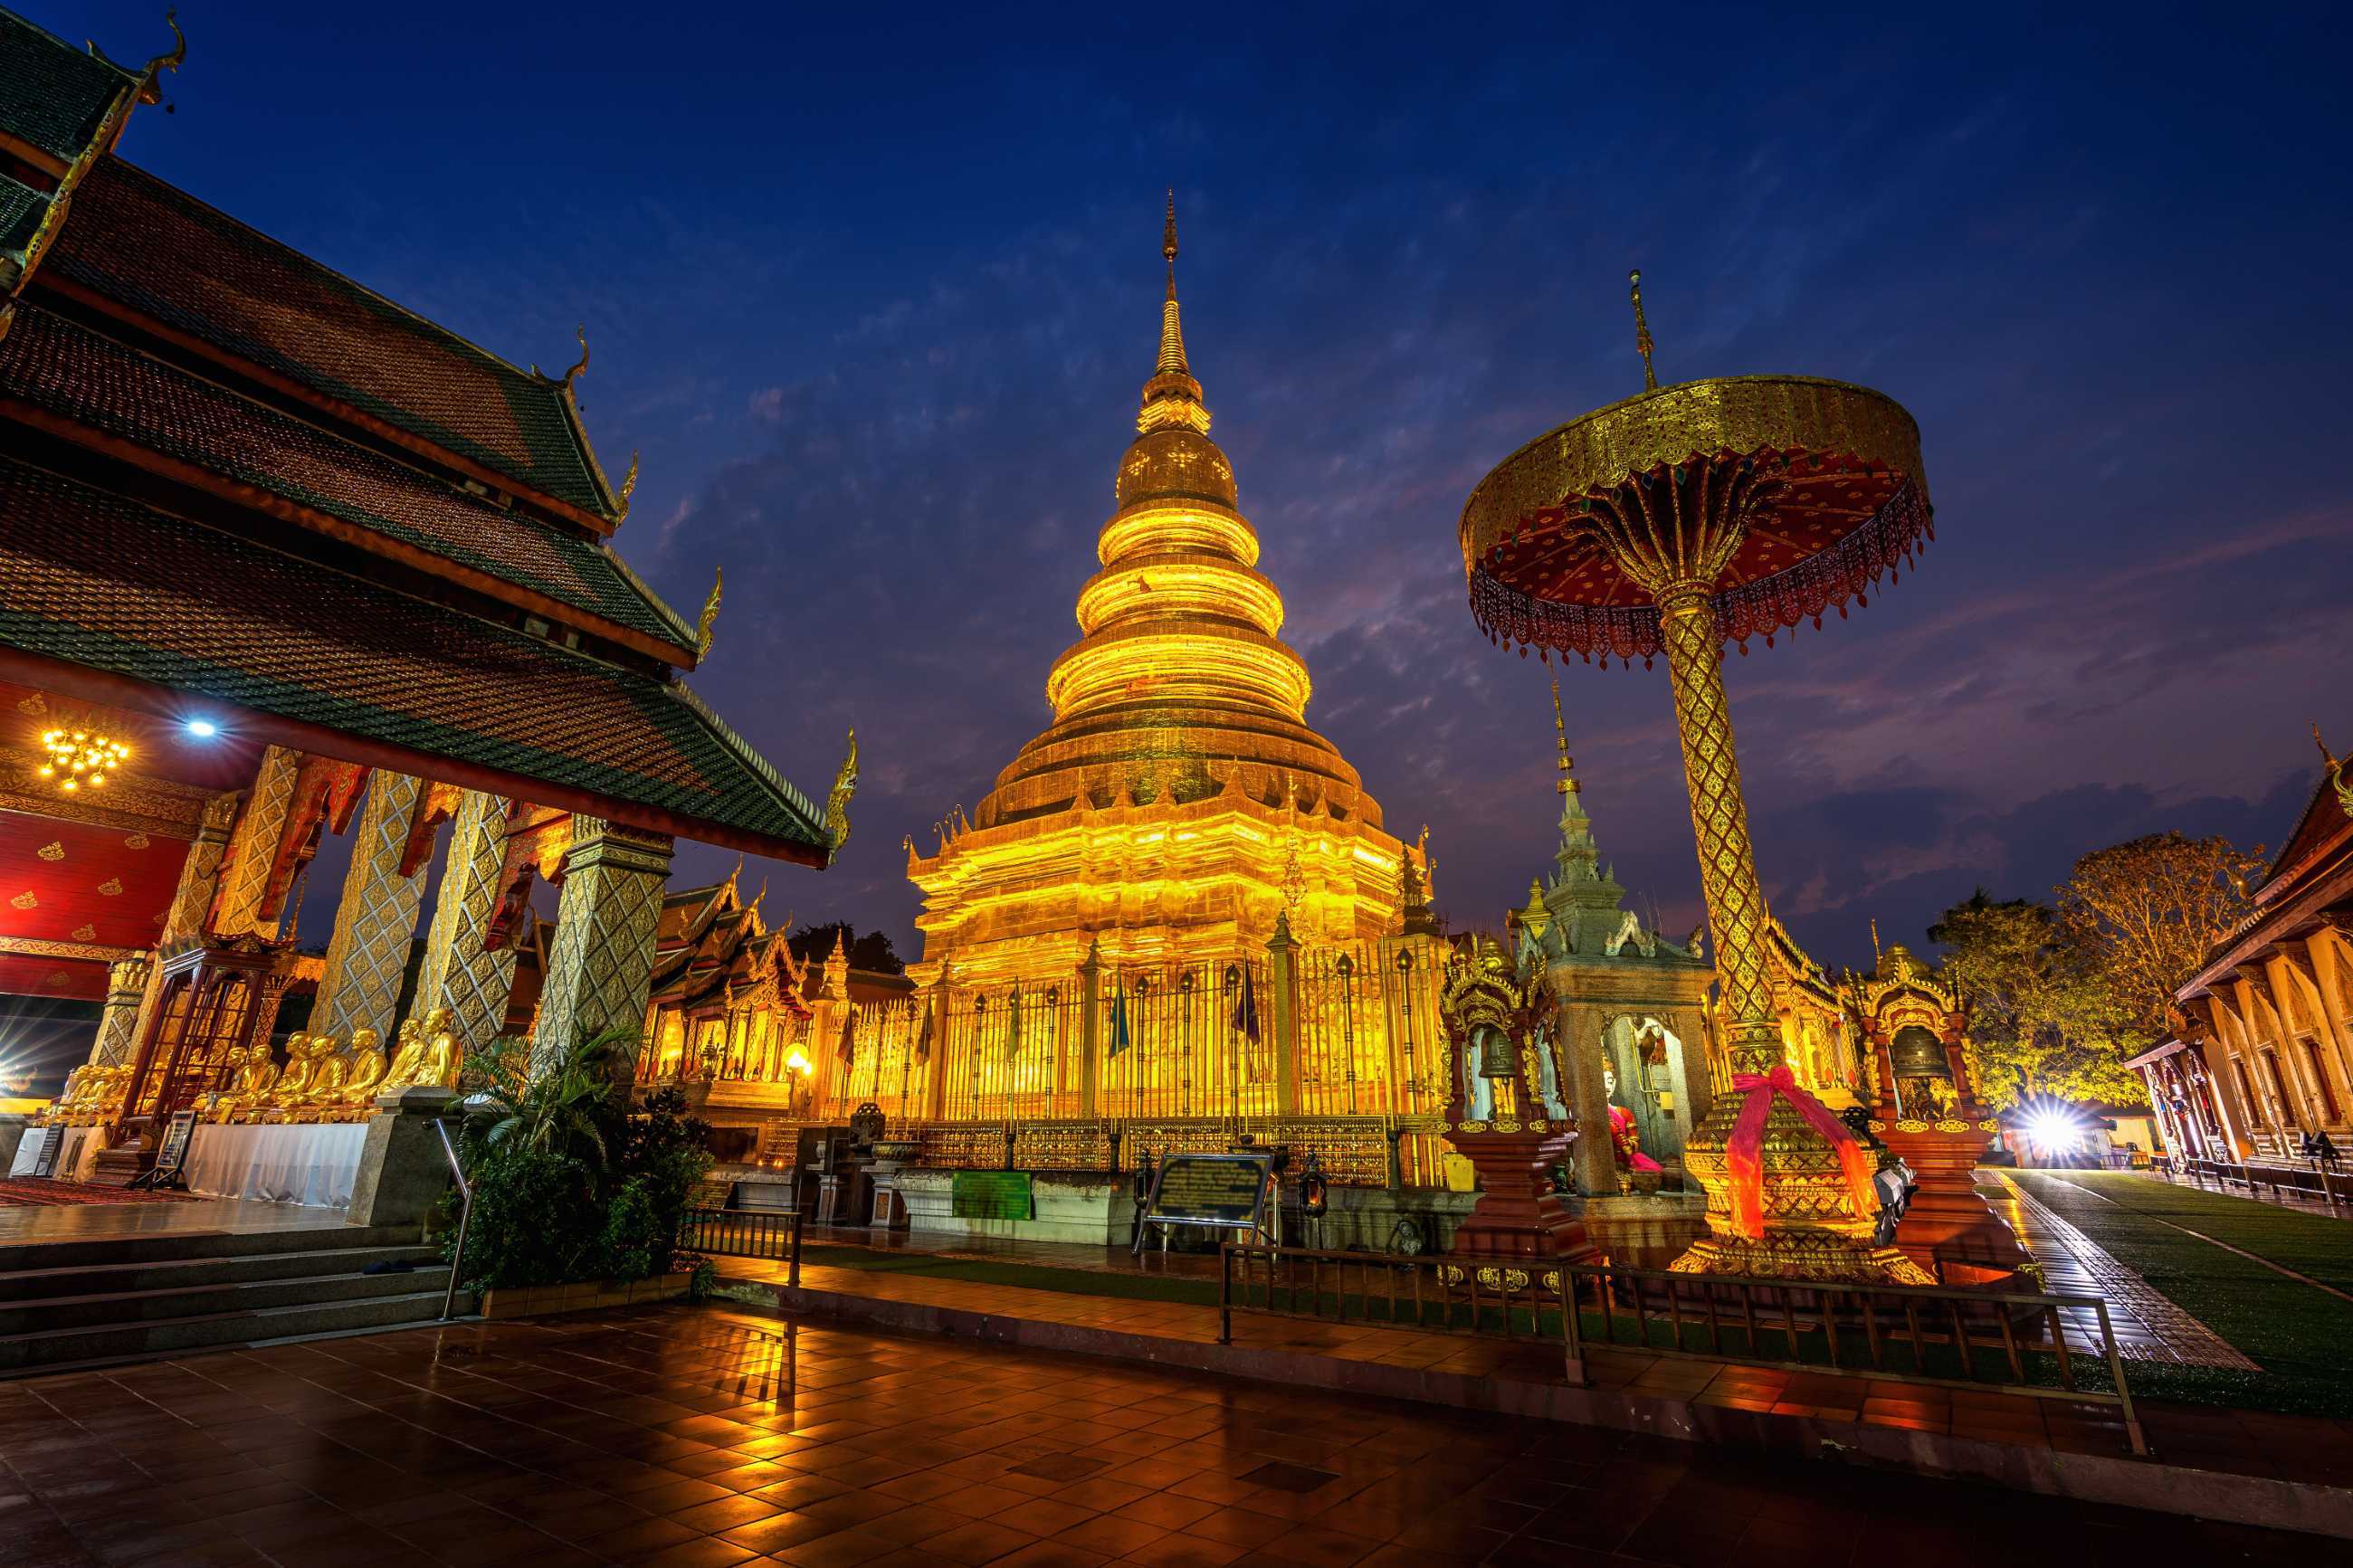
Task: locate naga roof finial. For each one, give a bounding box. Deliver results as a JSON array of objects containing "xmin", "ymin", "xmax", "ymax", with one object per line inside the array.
[
  {"xmin": 1629, "ymin": 269, "xmax": 1657, "ymax": 393},
  {"xmin": 616, "ymin": 450, "xmax": 639, "ymax": 519},
  {"xmin": 825, "ymin": 727, "xmax": 860, "ymax": 855},
  {"xmin": 694, "ymin": 565, "xmax": 722, "ymax": 658},
  {"xmin": 560, "ymin": 325, "xmax": 589, "ymax": 392}
]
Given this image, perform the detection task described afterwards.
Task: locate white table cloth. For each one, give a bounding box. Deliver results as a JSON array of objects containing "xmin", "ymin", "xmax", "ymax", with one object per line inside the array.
[{"xmin": 184, "ymin": 1121, "xmax": 367, "ymax": 1210}]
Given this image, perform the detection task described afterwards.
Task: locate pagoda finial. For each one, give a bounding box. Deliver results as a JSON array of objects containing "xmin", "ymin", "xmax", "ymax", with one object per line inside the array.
[
  {"xmin": 1550, "ymin": 676, "xmax": 1577, "ymax": 795},
  {"xmin": 1157, "ymin": 189, "xmax": 1188, "ymax": 375},
  {"xmin": 1629, "ymin": 269, "xmax": 1657, "ymax": 393},
  {"xmin": 2317, "ymin": 722, "xmax": 2341, "ymax": 773}
]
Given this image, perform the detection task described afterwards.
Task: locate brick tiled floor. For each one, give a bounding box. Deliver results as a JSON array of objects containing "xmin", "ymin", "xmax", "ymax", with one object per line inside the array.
[{"xmin": 3, "ymin": 1305, "xmax": 2330, "ymax": 1565}]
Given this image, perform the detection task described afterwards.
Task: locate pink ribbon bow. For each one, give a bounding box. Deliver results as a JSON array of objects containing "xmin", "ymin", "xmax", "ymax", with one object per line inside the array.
[{"xmin": 1724, "ymin": 1063, "xmax": 1875, "ymax": 1240}]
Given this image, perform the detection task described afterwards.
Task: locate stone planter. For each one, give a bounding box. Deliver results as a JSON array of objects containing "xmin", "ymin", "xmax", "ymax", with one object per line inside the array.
[{"xmin": 478, "ymin": 1271, "xmax": 694, "ymax": 1320}]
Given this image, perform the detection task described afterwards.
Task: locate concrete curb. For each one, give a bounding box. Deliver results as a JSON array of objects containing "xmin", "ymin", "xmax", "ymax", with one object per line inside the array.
[{"xmin": 713, "ymin": 1277, "xmax": 2353, "ymax": 1541}]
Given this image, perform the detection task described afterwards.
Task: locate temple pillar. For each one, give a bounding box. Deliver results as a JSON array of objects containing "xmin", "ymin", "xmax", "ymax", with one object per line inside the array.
[
  {"xmin": 312, "ymin": 773, "xmax": 428, "ymax": 1042},
  {"xmin": 1267, "ymin": 913, "xmax": 1300, "ymax": 1116},
  {"xmin": 414, "ymin": 790, "xmax": 519, "ymax": 1057},
  {"xmin": 208, "ymin": 746, "xmax": 303, "ymax": 940},
  {"xmin": 530, "ymin": 817, "xmax": 673, "ymax": 1078},
  {"xmin": 1548, "ymin": 990, "xmax": 1616, "ymax": 1196},
  {"xmin": 85, "ymin": 957, "xmax": 148, "ymax": 1069}
]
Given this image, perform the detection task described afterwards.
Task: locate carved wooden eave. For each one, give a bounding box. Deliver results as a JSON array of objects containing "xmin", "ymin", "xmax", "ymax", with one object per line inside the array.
[
  {"xmin": 256, "ymin": 754, "xmax": 367, "ymax": 922},
  {"xmin": 485, "ymin": 803, "xmax": 571, "ymax": 952},
  {"xmin": 397, "ymin": 780, "xmax": 464, "ymax": 878}
]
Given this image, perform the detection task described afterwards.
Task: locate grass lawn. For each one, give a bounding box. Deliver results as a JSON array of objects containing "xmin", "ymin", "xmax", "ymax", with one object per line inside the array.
[{"xmin": 2012, "ymin": 1171, "xmax": 2353, "ymax": 1417}]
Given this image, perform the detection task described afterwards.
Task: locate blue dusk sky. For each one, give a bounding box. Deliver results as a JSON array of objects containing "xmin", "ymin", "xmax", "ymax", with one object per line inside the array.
[{"xmin": 33, "ymin": 1, "xmax": 2353, "ymax": 972}]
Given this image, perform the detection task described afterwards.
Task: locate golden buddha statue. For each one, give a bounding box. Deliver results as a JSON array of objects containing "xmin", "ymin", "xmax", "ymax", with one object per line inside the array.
[
  {"xmin": 261, "ymin": 1032, "xmax": 320, "ymax": 1119},
  {"xmin": 224, "ymin": 1041, "xmax": 281, "ymax": 1123},
  {"xmin": 299, "ymin": 1033, "xmax": 350, "ymax": 1120},
  {"xmin": 379, "ymin": 1009, "xmax": 461, "ymax": 1097},
  {"xmin": 335, "ymin": 1027, "xmax": 389, "ymax": 1113}
]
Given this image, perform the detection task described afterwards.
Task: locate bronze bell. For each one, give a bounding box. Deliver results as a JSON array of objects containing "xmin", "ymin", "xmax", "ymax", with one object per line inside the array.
[
  {"xmin": 1889, "ymin": 1025, "xmax": 1950, "ymax": 1079},
  {"xmin": 1477, "ymin": 1030, "xmax": 1517, "ymax": 1081}
]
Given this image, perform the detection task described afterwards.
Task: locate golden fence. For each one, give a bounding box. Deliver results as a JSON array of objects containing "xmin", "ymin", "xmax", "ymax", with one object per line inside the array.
[{"xmin": 662, "ymin": 933, "xmax": 1456, "ymax": 1187}]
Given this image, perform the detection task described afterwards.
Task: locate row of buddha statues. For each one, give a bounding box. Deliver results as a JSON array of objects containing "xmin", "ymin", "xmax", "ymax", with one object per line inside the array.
[
  {"xmin": 201, "ymin": 1008, "xmax": 465, "ymax": 1122},
  {"xmin": 40, "ymin": 1008, "xmax": 466, "ymax": 1127}
]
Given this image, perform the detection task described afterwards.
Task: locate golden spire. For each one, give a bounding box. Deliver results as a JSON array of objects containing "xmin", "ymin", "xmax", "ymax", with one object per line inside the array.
[
  {"xmin": 1550, "ymin": 676, "xmax": 1578, "ymax": 795},
  {"xmin": 1157, "ymin": 188, "xmax": 1188, "ymax": 375},
  {"xmin": 1629, "ymin": 269, "xmax": 1657, "ymax": 393}
]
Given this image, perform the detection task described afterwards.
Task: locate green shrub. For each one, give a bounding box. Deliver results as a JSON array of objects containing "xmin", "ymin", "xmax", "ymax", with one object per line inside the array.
[{"xmin": 443, "ymin": 1031, "xmax": 712, "ymax": 1292}]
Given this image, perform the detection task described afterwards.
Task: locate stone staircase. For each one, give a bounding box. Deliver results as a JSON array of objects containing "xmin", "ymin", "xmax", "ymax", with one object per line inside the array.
[{"xmin": 0, "ymin": 1225, "xmax": 467, "ymax": 1376}]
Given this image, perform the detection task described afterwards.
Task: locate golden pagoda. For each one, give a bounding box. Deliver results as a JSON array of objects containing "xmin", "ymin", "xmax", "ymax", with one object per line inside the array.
[{"xmin": 906, "ymin": 195, "xmax": 1418, "ymax": 987}]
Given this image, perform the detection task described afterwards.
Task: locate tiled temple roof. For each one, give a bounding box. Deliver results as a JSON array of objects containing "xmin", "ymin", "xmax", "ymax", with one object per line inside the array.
[
  {"xmin": 42, "ymin": 157, "xmax": 616, "ymax": 520},
  {"xmin": 0, "ymin": 456, "xmax": 831, "ymax": 860},
  {"xmin": 0, "ymin": 12, "xmax": 130, "ymax": 164},
  {"xmin": 0, "ymin": 303, "xmax": 695, "ymax": 657}
]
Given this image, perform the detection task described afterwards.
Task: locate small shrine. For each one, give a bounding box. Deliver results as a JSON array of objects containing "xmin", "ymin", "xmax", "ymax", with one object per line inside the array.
[
  {"xmin": 1848, "ymin": 944, "xmax": 2027, "ymax": 1284},
  {"xmin": 1435, "ymin": 931, "xmax": 1590, "ymax": 1260}
]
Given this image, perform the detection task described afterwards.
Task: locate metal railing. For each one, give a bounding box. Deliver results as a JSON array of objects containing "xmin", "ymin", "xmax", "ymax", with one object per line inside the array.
[
  {"xmin": 681, "ymin": 1206, "xmax": 804, "ymax": 1287},
  {"xmin": 2173, "ymin": 1155, "xmax": 2346, "ymax": 1212},
  {"xmin": 432, "ymin": 1118, "xmax": 472, "ymax": 1321},
  {"xmin": 1218, "ymin": 1243, "xmax": 2145, "ymax": 1455}
]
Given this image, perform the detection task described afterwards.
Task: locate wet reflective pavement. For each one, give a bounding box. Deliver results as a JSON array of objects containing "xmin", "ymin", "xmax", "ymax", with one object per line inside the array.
[{"xmin": 0, "ymin": 1303, "xmax": 2327, "ymax": 1565}]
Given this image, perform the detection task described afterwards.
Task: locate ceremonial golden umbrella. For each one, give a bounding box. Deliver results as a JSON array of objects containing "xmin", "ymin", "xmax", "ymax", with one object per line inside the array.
[{"xmin": 1459, "ymin": 273, "xmax": 1932, "ymax": 1282}]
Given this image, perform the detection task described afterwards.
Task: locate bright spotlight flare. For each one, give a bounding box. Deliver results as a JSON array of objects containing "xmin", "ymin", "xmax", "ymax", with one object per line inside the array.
[
  {"xmin": 2015, "ymin": 1094, "xmax": 2093, "ymax": 1163},
  {"xmin": 37, "ymin": 727, "xmax": 129, "ymax": 791}
]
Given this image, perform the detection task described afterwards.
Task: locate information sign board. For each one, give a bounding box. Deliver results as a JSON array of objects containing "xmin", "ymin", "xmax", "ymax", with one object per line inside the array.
[
  {"xmin": 951, "ymin": 1169, "xmax": 1035, "ymax": 1221},
  {"xmin": 28, "ymin": 1125, "xmax": 63, "ymax": 1179},
  {"xmin": 1132, "ymin": 1152, "xmax": 1273, "ymax": 1253}
]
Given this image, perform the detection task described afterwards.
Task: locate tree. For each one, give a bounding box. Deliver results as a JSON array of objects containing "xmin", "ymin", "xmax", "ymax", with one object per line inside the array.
[
  {"xmin": 2056, "ymin": 832, "xmax": 2263, "ymax": 1041},
  {"xmin": 786, "ymin": 921, "xmax": 906, "ymax": 975},
  {"xmin": 1928, "ymin": 890, "xmax": 2147, "ymax": 1110}
]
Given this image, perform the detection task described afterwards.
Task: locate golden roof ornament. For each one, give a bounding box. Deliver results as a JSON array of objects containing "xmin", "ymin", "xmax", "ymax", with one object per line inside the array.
[
  {"xmin": 2317, "ymin": 723, "xmax": 2353, "ymax": 822},
  {"xmin": 89, "ymin": 10, "xmax": 185, "ymax": 105},
  {"xmin": 616, "ymin": 450, "xmax": 640, "ymax": 520},
  {"xmin": 694, "ymin": 566, "xmax": 722, "ymax": 658},
  {"xmin": 825, "ymin": 727, "xmax": 859, "ymax": 854},
  {"xmin": 1549, "ymin": 675, "xmax": 1577, "ymax": 795}
]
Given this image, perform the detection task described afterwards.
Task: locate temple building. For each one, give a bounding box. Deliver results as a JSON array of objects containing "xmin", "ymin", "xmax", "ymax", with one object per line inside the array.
[
  {"xmin": 2144, "ymin": 728, "xmax": 2353, "ymax": 1164},
  {"xmin": 0, "ymin": 11, "xmax": 844, "ymax": 1189}
]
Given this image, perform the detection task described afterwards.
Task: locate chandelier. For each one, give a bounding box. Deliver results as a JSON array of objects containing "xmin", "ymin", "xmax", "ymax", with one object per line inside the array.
[{"xmin": 39, "ymin": 727, "xmax": 129, "ymax": 792}]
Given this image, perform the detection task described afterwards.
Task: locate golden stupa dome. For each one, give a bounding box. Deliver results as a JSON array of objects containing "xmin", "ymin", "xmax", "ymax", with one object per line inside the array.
[
  {"xmin": 1115, "ymin": 425, "xmax": 1238, "ymax": 510},
  {"xmin": 964, "ymin": 195, "xmax": 1381, "ymax": 833}
]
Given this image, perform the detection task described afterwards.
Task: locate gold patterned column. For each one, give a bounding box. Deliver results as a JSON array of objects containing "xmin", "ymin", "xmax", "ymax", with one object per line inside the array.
[
  {"xmin": 414, "ymin": 789, "xmax": 519, "ymax": 1058},
  {"xmin": 312, "ymin": 772, "xmax": 427, "ymax": 1042},
  {"xmin": 1655, "ymin": 587, "xmax": 1923, "ymax": 1281},
  {"xmin": 208, "ymin": 746, "xmax": 302, "ymax": 940},
  {"xmin": 530, "ymin": 816, "xmax": 673, "ymax": 1078},
  {"xmin": 85, "ymin": 957, "xmax": 148, "ymax": 1069}
]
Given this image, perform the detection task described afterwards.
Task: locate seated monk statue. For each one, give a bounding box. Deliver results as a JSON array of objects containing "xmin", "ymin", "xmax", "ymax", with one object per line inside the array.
[
  {"xmin": 382, "ymin": 1007, "xmax": 462, "ymax": 1096},
  {"xmin": 300, "ymin": 1033, "xmax": 349, "ymax": 1119},
  {"xmin": 260, "ymin": 1032, "xmax": 317, "ymax": 1119},
  {"xmin": 378, "ymin": 1018, "xmax": 428, "ymax": 1097},
  {"xmin": 224, "ymin": 1041, "xmax": 281, "ymax": 1123},
  {"xmin": 195, "ymin": 1045, "xmax": 244, "ymax": 1122},
  {"xmin": 50, "ymin": 1066, "xmax": 84, "ymax": 1119},
  {"xmin": 335, "ymin": 1027, "xmax": 389, "ymax": 1111}
]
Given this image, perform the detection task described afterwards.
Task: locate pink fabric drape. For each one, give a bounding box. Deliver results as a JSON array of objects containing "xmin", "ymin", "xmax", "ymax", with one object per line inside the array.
[{"xmin": 1724, "ymin": 1063, "xmax": 1875, "ymax": 1240}]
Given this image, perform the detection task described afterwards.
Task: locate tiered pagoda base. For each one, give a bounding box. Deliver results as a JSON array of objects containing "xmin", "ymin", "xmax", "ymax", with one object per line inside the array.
[{"xmin": 1445, "ymin": 1130, "xmax": 1595, "ymax": 1261}]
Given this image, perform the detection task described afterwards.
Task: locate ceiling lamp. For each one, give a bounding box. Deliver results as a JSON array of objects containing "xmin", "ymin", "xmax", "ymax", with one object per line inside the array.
[{"xmin": 39, "ymin": 727, "xmax": 129, "ymax": 792}]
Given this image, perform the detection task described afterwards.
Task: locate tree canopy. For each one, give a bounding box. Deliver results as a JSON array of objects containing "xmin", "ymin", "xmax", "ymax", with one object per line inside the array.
[
  {"xmin": 2056, "ymin": 831, "xmax": 2262, "ymax": 1041},
  {"xmin": 786, "ymin": 921, "xmax": 906, "ymax": 975},
  {"xmin": 1929, "ymin": 890, "xmax": 2146, "ymax": 1110}
]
